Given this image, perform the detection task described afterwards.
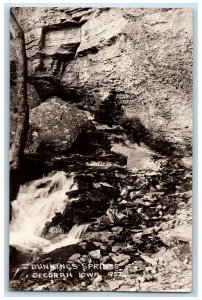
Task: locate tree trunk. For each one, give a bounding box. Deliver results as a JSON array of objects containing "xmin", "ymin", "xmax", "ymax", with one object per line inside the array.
[{"xmin": 10, "ymin": 10, "xmax": 29, "ymax": 169}]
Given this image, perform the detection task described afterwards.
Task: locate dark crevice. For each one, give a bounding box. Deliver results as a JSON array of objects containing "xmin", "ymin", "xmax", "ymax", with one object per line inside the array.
[{"xmin": 120, "ymin": 116, "xmax": 176, "ymax": 156}]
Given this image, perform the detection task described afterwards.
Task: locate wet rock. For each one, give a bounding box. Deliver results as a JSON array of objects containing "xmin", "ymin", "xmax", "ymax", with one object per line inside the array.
[
  {"xmin": 39, "ymin": 244, "xmax": 85, "ymax": 262},
  {"xmin": 62, "ymin": 183, "xmax": 116, "ymax": 225},
  {"xmin": 85, "ymin": 231, "xmax": 113, "ymax": 243},
  {"xmin": 26, "ymin": 97, "xmax": 94, "ymax": 153},
  {"xmin": 95, "ymin": 215, "xmax": 113, "ymax": 229},
  {"xmin": 45, "ymin": 225, "xmax": 63, "ymax": 239},
  {"xmin": 9, "ymin": 246, "xmax": 32, "ymax": 272}
]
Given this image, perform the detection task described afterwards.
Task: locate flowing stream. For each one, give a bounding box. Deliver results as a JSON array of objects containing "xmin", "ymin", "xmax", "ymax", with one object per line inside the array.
[
  {"xmin": 10, "ymin": 171, "xmax": 89, "ymax": 253},
  {"xmin": 9, "ymin": 119, "xmax": 161, "ymax": 264}
]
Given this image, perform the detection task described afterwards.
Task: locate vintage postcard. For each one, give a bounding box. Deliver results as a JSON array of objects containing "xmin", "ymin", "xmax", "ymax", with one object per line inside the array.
[{"xmin": 9, "ymin": 7, "xmax": 192, "ymax": 292}]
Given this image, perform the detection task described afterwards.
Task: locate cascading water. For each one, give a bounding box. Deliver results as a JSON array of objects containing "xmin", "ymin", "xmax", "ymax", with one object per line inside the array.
[
  {"xmin": 10, "ymin": 171, "xmax": 89, "ymax": 253},
  {"xmin": 43, "ymin": 223, "xmax": 89, "ymax": 253}
]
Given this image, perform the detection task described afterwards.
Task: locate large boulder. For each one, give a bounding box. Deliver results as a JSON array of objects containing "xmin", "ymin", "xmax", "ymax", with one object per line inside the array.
[{"xmin": 26, "ymin": 97, "xmax": 94, "ymax": 152}]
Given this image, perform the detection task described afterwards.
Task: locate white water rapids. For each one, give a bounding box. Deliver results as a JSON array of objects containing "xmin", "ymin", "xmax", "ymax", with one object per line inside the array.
[{"xmin": 10, "ymin": 171, "xmax": 88, "ymax": 253}]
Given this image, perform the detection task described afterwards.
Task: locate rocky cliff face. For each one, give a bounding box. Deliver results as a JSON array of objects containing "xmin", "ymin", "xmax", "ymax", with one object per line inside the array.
[{"xmin": 11, "ymin": 7, "xmax": 192, "ymax": 154}]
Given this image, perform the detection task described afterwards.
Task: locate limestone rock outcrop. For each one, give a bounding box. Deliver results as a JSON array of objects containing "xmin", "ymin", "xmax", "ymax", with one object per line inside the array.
[{"xmin": 11, "ymin": 7, "xmax": 192, "ymax": 154}]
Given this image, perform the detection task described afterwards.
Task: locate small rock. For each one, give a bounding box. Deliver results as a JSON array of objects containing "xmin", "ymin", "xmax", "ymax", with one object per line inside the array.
[
  {"xmin": 81, "ymin": 282, "xmax": 86, "ymax": 287},
  {"xmin": 68, "ymin": 253, "xmax": 81, "ymax": 261},
  {"xmin": 87, "ymin": 275, "xmax": 103, "ymax": 291},
  {"xmin": 156, "ymin": 184, "xmax": 164, "ymax": 190},
  {"xmin": 160, "ymin": 223, "xmax": 169, "ymax": 231},
  {"xmin": 115, "ymin": 173, "xmax": 127, "ymax": 179},
  {"xmin": 99, "ymin": 182, "xmax": 115, "ymax": 189},
  {"xmin": 112, "ymin": 245, "xmax": 122, "ymax": 253},
  {"xmin": 86, "ymin": 231, "xmax": 112, "ymax": 243},
  {"xmin": 158, "ymin": 231, "xmax": 174, "ymax": 246},
  {"xmin": 145, "ymin": 266, "xmax": 153, "ymax": 273},
  {"xmin": 108, "ymin": 280, "xmax": 121, "ymax": 291},
  {"xmin": 120, "ymin": 188, "xmax": 127, "ymax": 196},
  {"xmin": 132, "ymin": 232, "xmax": 143, "ymax": 240},
  {"xmin": 144, "ymin": 274, "xmax": 156, "ymax": 281},
  {"xmin": 79, "ymin": 255, "xmax": 87, "ymax": 263},
  {"xmin": 135, "ymin": 198, "xmax": 151, "ymax": 206},
  {"xmin": 151, "ymin": 267, "xmax": 157, "ymax": 274},
  {"xmin": 111, "ymin": 253, "xmax": 130, "ymax": 263},
  {"xmin": 153, "ymin": 225, "xmax": 161, "ymax": 233},
  {"xmin": 183, "ymin": 258, "xmax": 189, "ymax": 265},
  {"xmin": 100, "ymin": 244, "xmax": 108, "ymax": 251},
  {"xmin": 142, "ymin": 227, "xmax": 154, "ymax": 235},
  {"xmin": 146, "ymin": 171, "xmax": 158, "ymax": 176},
  {"xmin": 111, "ymin": 227, "xmax": 123, "ymax": 233},
  {"xmin": 130, "ymin": 191, "xmax": 141, "ymax": 199},
  {"xmin": 184, "ymin": 173, "xmax": 192, "ymax": 179},
  {"xmin": 136, "ymin": 276, "xmax": 145, "ymax": 283},
  {"xmin": 101, "ymin": 256, "xmax": 109, "ymax": 263},
  {"xmin": 153, "ymin": 249, "xmax": 173, "ymax": 264},
  {"xmin": 33, "ymin": 285, "xmax": 46, "ymax": 291},
  {"xmin": 93, "ymin": 242, "xmax": 102, "ymax": 247},
  {"xmin": 118, "ymin": 258, "xmax": 130, "ymax": 267},
  {"xmin": 180, "ymin": 157, "xmax": 192, "ymax": 169},
  {"xmin": 124, "ymin": 264, "xmax": 138, "ymax": 274},
  {"xmin": 140, "ymin": 254, "xmax": 158, "ymax": 266},
  {"xmin": 89, "ymin": 249, "xmax": 101, "ymax": 259},
  {"xmin": 178, "ymin": 190, "xmax": 192, "ymax": 198},
  {"xmin": 159, "ymin": 225, "xmax": 192, "ymax": 246}
]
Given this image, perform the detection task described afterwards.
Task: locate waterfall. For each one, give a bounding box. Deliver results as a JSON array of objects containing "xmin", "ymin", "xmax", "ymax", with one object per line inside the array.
[
  {"xmin": 111, "ymin": 142, "xmax": 162, "ymax": 171},
  {"xmin": 43, "ymin": 224, "xmax": 89, "ymax": 253},
  {"xmin": 9, "ymin": 171, "xmax": 88, "ymax": 253}
]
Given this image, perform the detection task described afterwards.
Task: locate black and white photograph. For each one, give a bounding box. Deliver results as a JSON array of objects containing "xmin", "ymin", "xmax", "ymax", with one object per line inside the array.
[{"xmin": 9, "ymin": 6, "xmax": 192, "ymax": 292}]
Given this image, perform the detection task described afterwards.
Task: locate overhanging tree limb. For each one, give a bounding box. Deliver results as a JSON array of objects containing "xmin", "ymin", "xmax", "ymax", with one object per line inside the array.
[{"xmin": 10, "ymin": 9, "xmax": 29, "ymax": 169}]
